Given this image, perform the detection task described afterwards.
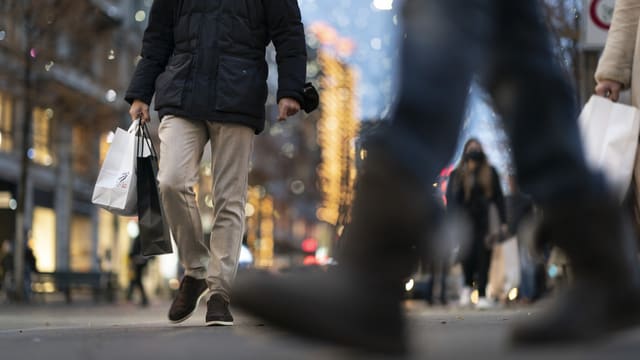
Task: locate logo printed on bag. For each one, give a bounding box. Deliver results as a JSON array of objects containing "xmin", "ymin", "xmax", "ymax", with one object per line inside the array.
[{"xmin": 117, "ymin": 171, "xmax": 130, "ymax": 189}]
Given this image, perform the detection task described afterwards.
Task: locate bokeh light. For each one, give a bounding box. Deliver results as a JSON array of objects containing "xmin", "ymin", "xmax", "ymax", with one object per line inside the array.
[
  {"xmin": 373, "ymin": 0, "xmax": 394, "ymax": 11},
  {"xmin": 135, "ymin": 10, "xmax": 146, "ymax": 22}
]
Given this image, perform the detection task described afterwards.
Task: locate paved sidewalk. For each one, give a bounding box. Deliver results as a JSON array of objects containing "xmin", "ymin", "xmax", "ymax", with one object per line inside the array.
[{"xmin": 0, "ymin": 300, "xmax": 639, "ymax": 359}]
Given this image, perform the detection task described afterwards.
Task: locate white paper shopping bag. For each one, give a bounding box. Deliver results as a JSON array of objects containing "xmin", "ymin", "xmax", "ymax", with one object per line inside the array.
[
  {"xmin": 487, "ymin": 236, "xmax": 520, "ymax": 301},
  {"xmin": 579, "ymin": 95, "xmax": 640, "ymax": 201},
  {"xmin": 92, "ymin": 121, "xmax": 139, "ymax": 216}
]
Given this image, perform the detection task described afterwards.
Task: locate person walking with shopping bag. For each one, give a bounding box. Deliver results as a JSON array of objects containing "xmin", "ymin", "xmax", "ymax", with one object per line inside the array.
[
  {"xmin": 125, "ymin": 0, "xmax": 307, "ymax": 326},
  {"xmin": 447, "ymin": 138, "xmax": 507, "ymax": 309},
  {"xmin": 595, "ymin": 0, "xmax": 640, "ymax": 235}
]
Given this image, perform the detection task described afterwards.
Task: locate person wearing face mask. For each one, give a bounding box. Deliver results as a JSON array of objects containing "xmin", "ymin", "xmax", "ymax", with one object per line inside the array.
[{"xmin": 447, "ymin": 138, "xmax": 507, "ymax": 309}]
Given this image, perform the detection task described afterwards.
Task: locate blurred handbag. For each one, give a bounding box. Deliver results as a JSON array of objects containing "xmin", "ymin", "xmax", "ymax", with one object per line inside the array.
[
  {"xmin": 136, "ymin": 124, "xmax": 173, "ymax": 256},
  {"xmin": 92, "ymin": 121, "xmax": 139, "ymax": 216},
  {"xmin": 579, "ymin": 95, "xmax": 640, "ymax": 201}
]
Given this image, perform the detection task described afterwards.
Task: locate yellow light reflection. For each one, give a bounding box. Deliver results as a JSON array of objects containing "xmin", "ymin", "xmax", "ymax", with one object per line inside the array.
[
  {"xmin": 169, "ymin": 278, "xmax": 180, "ymax": 290},
  {"xmin": 32, "ymin": 207, "xmax": 56, "ymax": 272},
  {"xmin": 470, "ymin": 289, "xmax": 480, "ymax": 305}
]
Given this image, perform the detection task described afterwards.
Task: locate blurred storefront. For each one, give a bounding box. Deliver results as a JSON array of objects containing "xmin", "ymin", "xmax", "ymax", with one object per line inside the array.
[
  {"xmin": 2, "ymin": 1, "xmax": 369, "ymax": 295},
  {"xmin": 0, "ymin": 0, "xmax": 163, "ymax": 300}
]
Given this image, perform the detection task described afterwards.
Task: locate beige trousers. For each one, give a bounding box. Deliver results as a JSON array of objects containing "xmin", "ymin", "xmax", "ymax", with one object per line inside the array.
[{"xmin": 157, "ymin": 115, "xmax": 254, "ymax": 301}]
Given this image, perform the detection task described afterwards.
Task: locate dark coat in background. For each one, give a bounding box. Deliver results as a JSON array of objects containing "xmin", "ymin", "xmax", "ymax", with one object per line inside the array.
[
  {"xmin": 125, "ymin": 0, "xmax": 307, "ymax": 134},
  {"xmin": 447, "ymin": 165, "xmax": 506, "ymax": 236},
  {"xmin": 446, "ymin": 162, "xmax": 506, "ymax": 297}
]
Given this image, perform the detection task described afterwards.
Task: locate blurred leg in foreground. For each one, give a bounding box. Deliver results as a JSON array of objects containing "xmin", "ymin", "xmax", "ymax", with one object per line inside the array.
[
  {"xmin": 233, "ymin": 0, "xmax": 640, "ymax": 354},
  {"xmin": 483, "ymin": 0, "xmax": 640, "ymax": 343}
]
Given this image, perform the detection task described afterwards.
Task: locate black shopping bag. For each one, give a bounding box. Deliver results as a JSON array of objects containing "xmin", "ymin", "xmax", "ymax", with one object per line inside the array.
[{"xmin": 136, "ymin": 123, "xmax": 173, "ymax": 256}]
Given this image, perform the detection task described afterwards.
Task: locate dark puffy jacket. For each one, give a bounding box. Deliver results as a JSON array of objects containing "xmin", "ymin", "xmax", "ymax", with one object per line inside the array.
[{"xmin": 125, "ymin": 0, "xmax": 307, "ymax": 134}]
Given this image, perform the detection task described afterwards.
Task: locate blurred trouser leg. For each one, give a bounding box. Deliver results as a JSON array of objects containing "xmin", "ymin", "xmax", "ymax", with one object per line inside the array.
[
  {"xmin": 476, "ymin": 245, "xmax": 491, "ymax": 298},
  {"xmin": 440, "ymin": 262, "xmax": 449, "ymax": 304},
  {"xmin": 461, "ymin": 239, "xmax": 478, "ymax": 290},
  {"xmin": 158, "ymin": 116, "xmax": 210, "ymax": 280},
  {"xmin": 483, "ymin": 0, "xmax": 605, "ymax": 203},
  {"xmin": 126, "ymin": 280, "xmax": 134, "ymax": 300},
  {"xmin": 481, "ymin": 0, "xmax": 640, "ymax": 343},
  {"xmin": 135, "ymin": 266, "xmax": 148, "ymax": 305},
  {"xmin": 23, "ymin": 270, "xmax": 32, "ymax": 303},
  {"xmin": 205, "ymin": 122, "xmax": 254, "ymax": 302},
  {"xmin": 338, "ymin": 0, "xmax": 496, "ymax": 296},
  {"xmin": 356, "ymin": 0, "xmax": 496, "ymax": 286},
  {"xmin": 389, "ymin": 0, "xmax": 494, "ymax": 179},
  {"xmin": 234, "ymin": 0, "xmax": 497, "ymax": 354},
  {"xmin": 461, "ymin": 235, "xmax": 491, "ymax": 299},
  {"xmin": 518, "ymin": 238, "xmax": 537, "ymax": 301}
]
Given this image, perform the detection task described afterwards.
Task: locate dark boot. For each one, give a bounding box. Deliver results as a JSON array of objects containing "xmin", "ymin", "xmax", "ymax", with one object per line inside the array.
[
  {"xmin": 512, "ymin": 199, "xmax": 640, "ymax": 344},
  {"xmin": 233, "ymin": 140, "xmax": 434, "ymax": 355}
]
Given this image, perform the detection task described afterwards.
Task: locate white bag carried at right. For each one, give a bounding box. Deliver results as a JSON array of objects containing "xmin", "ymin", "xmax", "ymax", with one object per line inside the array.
[
  {"xmin": 579, "ymin": 95, "xmax": 640, "ymax": 201},
  {"xmin": 91, "ymin": 121, "xmax": 139, "ymax": 216},
  {"xmin": 487, "ymin": 236, "xmax": 520, "ymax": 301}
]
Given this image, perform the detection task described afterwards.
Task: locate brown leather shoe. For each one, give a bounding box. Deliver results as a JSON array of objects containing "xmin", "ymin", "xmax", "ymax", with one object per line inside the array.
[
  {"xmin": 205, "ymin": 294, "xmax": 234, "ymax": 326},
  {"xmin": 168, "ymin": 276, "xmax": 209, "ymax": 323}
]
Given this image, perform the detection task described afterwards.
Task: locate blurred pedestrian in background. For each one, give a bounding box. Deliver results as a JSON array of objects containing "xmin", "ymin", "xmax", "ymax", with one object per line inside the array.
[
  {"xmin": 595, "ymin": 0, "xmax": 640, "ymax": 242},
  {"xmin": 0, "ymin": 240, "xmax": 37, "ymax": 302},
  {"xmin": 505, "ymin": 177, "xmax": 544, "ymax": 303},
  {"xmin": 0, "ymin": 240, "xmax": 12, "ymax": 300},
  {"xmin": 127, "ymin": 235, "xmax": 149, "ymax": 307},
  {"xmin": 447, "ymin": 138, "xmax": 506, "ymax": 309},
  {"xmin": 234, "ymin": 0, "xmax": 640, "ymax": 355},
  {"xmin": 23, "ymin": 242, "xmax": 37, "ymax": 302},
  {"xmin": 125, "ymin": 0, "xmax": 307, "ymax": 326}
]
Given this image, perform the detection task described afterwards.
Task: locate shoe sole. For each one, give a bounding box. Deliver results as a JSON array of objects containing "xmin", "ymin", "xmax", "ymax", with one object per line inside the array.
[
  {"xmin": 169, "ymin": 288, "xmax": 210, "ymax": 324},
  {"xmin": 205, "ymin": 320, "xmax": 234, "ymax": 326}
]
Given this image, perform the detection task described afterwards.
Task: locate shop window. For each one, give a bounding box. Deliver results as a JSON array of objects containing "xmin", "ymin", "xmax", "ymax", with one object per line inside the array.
[
  {"xmin": 32, "ymin": 107, "xmax": 55, "ymax": 166},
  {"xmin": 32, "ymin": 207, "xmax": 56, "ymax": 272},
  {"xmin": 0, "ymin": 92, "xmax": 13, "ymax": 152},
  {"xmin": 70, "ymin": 215, "xmax": 93, "ymax": 272},
  {"xmin": 99, "ymin": 131, "xmax": 113, "ymax": 166},
  {"xmin": 97, "ymin": 209, "xmax": 116, "ymax": 273},
  {"xmin": 72, "ymin": 125, "xmax": 92, "ymax": 175}
]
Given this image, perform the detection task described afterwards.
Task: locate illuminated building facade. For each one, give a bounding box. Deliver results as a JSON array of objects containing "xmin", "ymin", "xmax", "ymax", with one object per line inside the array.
[
  {"xmin": 315, "ymin": 49, "xmax": 360, "ymax": 227},
  {"xmin": 0, "ymin": 0, "xmax": 165, "ymax": 295}
]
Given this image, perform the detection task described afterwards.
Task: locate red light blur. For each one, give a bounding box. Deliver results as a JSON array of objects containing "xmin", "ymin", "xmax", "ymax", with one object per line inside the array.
[
  {"xmin": 303, "ymin": 255, "xmax": 318, "ymax": 265},
  {"xmin": 301, "ymin": 238, "xmax": 318, "ymax": 253}
]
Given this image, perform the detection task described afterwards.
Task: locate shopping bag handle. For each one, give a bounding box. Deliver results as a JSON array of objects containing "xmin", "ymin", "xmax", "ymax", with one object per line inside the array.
[
  {"xmin": 136, "ymin": 121, "xmax": 159, "ymax": 159},
  {"xmin": 127, "ymin": 119, "xmax": 140, "ymax": 134},
  {"xmin": 142, "ymin": 123, "xmax": 158, "ymax": 158}
]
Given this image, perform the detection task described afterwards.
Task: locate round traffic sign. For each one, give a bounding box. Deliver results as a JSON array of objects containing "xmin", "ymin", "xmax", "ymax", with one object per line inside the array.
[{"xmin": 590, "ymin": 0, "xmax": 616, "ymax": 30}]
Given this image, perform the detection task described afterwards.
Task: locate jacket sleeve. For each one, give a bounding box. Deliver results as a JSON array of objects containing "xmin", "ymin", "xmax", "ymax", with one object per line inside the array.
[
  {"xmin": 125, "ymin": 0, "xmax": 176, "ymax": 105},
  {"xmin": 594, "ymin": 0, "xmax": 640, "ymax": 88},
  {"xmin": 264, "ymin": 0, "xmax": 307, "ymax": 105},
  {"xmin": 491, "ymin": 167, "xmax": 507, "ymax": 224}
]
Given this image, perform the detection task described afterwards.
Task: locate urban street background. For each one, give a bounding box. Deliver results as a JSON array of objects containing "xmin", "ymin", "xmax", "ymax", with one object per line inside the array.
[{"xmin": 0, "ymin": 0, "xmax": 636, "ymax": 359}]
